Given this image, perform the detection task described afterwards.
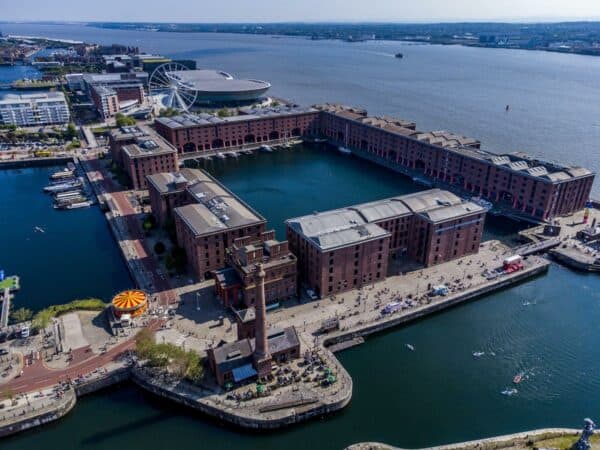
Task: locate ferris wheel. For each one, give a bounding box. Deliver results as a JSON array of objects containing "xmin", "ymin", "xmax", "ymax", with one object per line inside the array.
[{"xmin": 149, "ymin": 62, "xmax": 198, "ymax": 112}]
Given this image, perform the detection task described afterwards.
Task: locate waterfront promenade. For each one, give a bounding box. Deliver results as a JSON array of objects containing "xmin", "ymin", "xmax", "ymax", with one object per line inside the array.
[
  {"xmin": 346, "ymin": 428, "xmax": 588, "ymax": 450},
  {"xmin": 81, "ymin": 155, "xmax": 179, "ymax": 307}
]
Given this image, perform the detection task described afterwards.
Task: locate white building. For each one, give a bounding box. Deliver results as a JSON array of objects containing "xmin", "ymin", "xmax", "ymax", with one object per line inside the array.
[{"xmin": 0, "ymin": 92, "xmax": 70, "ymax": 126}]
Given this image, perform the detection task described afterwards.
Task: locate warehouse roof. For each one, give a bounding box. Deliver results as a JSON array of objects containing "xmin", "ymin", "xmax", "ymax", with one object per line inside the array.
[
  {"xmin": 418, "ymin": 202, "xmax": 484, "ymax": 223},
  {"xmin": 351, "ymin": 198, "xmax": 411, "ymax": 222},
  {"xmin": 286, "ymin": 189, "xmax": 484, "ymax": 251},
  {"xmin": 172, "ymin": 170, "xmax": 264, "ymax": 236},
  {"xmin": 398, "ymin": 189, "xmax": 462, "ymax": 213}
]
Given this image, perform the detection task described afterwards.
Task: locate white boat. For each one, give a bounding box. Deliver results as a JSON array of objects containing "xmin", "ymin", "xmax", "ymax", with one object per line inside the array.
[
  {"xmin": 338, "ymin": 146, "xmax": 352, "ymax": 155},
  {"xmin": 260, "ymin": 145, "xmax": 273, "ymax": 153},
  {"xmin": 44, "ymin": 179, "xmax": 82, "ymax": 193},
  {"xmin": 472, "ymin": 351, "xmax": 485, "ymax": 357},
  {"xmin": 216, "ymin": 152, "xmax": 226, "ymax": 159},
  {"xmin": 501, "ymin": 388, "xmax": 518, "ymax": 396},
  {"xmin": 226, "ymin": 152, "xmax": 238, "ymax": 158},
  {"xmin": 405, "ymin": 344, "xmax": 415, "ymax": 351},
  {"xmin": 54, "ymin": 190, "xmax": 84, "ymax": 200},
  {"xmin": 66, "ymin": 200, "xmax": 92, "ymax": 209},
  {"xmin": 34, "ymin": 226, "xmax": 45, "ymax": 233},
  {"xmin": 50, "ymin": 169, "xmax": 75, "ymax": 180}
]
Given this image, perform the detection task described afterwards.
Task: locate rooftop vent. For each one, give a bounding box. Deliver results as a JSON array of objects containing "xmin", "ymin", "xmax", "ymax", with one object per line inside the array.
[{"xmin": 226, "ymin": 350, "xmax": 241, "ymax": 359}]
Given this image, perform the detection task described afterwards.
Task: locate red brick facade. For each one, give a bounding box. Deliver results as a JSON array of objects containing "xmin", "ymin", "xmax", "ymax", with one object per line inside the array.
[
  {"xmin": 154, "ymin": 109, "xmax": 320, "ymax": 153},
  {"xmin": 214, "ymin": 231, "xmax": 297, "ymax": 308},
  {"xmin": 286, "ymin": 190, "xmax": 485, "ymax": 298},
  {"xmin": 315, "ymin": 105, "xmax": 594, "ymax": 222},
  {"xmin": 122, "ymin": 149, "xmax": 178, "ymax": 190}
]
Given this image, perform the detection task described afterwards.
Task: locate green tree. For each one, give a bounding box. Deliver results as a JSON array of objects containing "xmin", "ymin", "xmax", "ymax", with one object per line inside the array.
[
  {"xmin": 65, "ymin": 122, "xmax": 77, "ymax": 140},
  {"xmin": 32, "ymin": 310, "xmax": 53, "ymax": 331},
  {"xmin": 135, "ymin": 328, "xmax": 155, "ymax": 359},
  {"xmin": 10, "ymin": 307, "xmax": 32, "ymax": 324},
  {"xmin": 115, "ymin": 113, "xmax": 136, "ymax": 127},
  {"xmin": 154, "ymin": 241, "xmax": 166, "ymax": 255},
  {"xmin": 217, "ymin": 108, "xmax": 230, "ymax": 118}
]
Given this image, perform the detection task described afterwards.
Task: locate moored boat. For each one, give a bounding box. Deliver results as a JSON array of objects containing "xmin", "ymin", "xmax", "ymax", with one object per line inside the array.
[
  {"xmin": 338, "ymin": 146, "xmax": 352, "ymax": 155},
  {"xmin": 44, "ymin": 179, "xmax": 83, "ymax": 193},
  {"xmin": 66, "ymin": 200, "xmax": 92, "ymax": 209},
  {"xmin": 50, "ymin": 169, "xmax": 75, "ymax": 180},
  {"xmin": 513, "ymin": 372, "xmax": 524, "ymax": 384}
]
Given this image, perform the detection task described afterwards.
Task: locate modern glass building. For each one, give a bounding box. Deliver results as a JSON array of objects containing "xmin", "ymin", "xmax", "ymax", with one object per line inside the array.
[{"xmin": 0, "ymin": 92, "xmax": 70, "ymax": 126}]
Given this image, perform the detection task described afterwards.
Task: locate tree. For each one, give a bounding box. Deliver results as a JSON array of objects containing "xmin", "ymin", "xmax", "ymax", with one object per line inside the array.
[
  {"xmin": 217, "ymin": 108, "xmax": 230, "ymax": 118},
  {"xmin": 154, "ymin": 241, "xmax": 166, "ymax": 255},
  {"xmin": 1, "ymin": 388, "xmax": 15, "ymax": 405},
  {"xmin": 10, "ymin": 308, "xmax": 32, "ymax": 324},
  {"xmin": 65, "ymin": 122, "xmax": 77, "ymax": 140},
  {"xmin": 32, "ymin": 310, "xmax": 53, "ymax": 332},
  {"xmin": 115, "ymin": 113, "xmax": 136, "ymax": 127},
  {"xmin": 135, "ymin": 328, "xmax": 155, "ymax": 359}
]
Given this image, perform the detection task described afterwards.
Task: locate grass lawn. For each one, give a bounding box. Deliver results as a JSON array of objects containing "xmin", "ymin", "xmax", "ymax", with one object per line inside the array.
[
  {"xmin": 0, "ymin": 277, "xmax": 18, "ymax": 291},
  {"xmin": 534, "ymin": 433, "xmax": 600, "ymax": 450}
]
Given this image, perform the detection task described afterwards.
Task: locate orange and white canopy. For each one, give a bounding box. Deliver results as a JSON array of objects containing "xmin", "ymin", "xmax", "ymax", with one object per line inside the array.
[{"xmin": 112, "ymin": 290, "xmax": 148, "ymax": 313}]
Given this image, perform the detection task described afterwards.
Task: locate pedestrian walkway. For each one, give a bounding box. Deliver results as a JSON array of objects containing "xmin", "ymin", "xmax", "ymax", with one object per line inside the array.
[
  {"xmin": 81, "ymin": 126, "xmax": 98, "ymax": 149},
  {"xmin": 0, "ymin": 288, "xmax": 10, "ymax": 329}
]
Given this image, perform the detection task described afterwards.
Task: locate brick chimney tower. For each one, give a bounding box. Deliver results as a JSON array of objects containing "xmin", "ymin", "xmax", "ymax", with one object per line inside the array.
[{"xmin": 253, "ymin": 263, "xmax": 272, "ymax": 378}]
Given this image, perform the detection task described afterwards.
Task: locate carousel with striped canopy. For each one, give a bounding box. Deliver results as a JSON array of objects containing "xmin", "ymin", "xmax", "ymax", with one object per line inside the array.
[{"xmin": 111, "ymin": 289, "xmax": 148, "ymax": 318}]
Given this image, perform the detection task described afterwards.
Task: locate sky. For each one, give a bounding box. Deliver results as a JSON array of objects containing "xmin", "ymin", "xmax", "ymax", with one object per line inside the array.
[{"xmin": 2, "ymin": 0, "xmax": 600, "ymax": 23}]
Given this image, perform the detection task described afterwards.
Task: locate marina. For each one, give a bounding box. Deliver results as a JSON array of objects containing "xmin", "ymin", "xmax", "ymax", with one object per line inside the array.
[
  {"xmin": 42, "ymin": 162, "xmax": 94, "ymax": 210},
  {"xmin": 1, "ymin": 21, "xmax": 600, "ymax": 450}
]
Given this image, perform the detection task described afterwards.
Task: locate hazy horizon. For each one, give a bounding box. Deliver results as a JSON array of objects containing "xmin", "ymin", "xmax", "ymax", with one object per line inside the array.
[{"xmin": 3, "ymin": 0, "xmax": 600, "ymax": 24}]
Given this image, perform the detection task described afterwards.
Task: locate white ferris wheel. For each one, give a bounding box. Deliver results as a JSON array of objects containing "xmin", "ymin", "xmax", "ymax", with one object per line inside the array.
[{"xmin": 149, "ymin": 62, "xmax": 198, "ymax": 112}]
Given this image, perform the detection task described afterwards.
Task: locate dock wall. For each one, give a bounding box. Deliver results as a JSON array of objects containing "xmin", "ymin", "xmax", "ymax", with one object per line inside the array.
[
  {"xmin": 131, "ymin": 360, "xmax": 352, "ymax": 431},
  {"xmin": 346, "ymin": 428, "xmax": 580, "ymax": 450},
  {"xmin": 324, "ymin": 261, "xmax": 549, "ymax": 349},
  {"xmin": 0, "ymin": 389, "xmax": 76, "ymax": 439},
  {"xmin": 0, "ymin": 156, "xmax": 73, "ymax": 170},
  {"xmin": 73, "ymin": 367, "xmax": 132, "ymax": 397}
]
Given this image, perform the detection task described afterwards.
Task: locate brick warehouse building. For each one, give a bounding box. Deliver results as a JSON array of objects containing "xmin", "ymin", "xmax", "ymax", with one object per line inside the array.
[
  {"xmin": 154, "ymin": 105, "xmax": 320, "ymax": 153},
  {"xmin": 147, "ymin": 169, "xmax": 267, "ymax": 280},
  {"xmin": 109, "ymin": 125, "xmax": 178, "ymax": 190},
  {"xmin": 152, "ymin": 104, "xmax": 594, "ymax": 223},
  {"xmin": 213, "ymin": 231, "xmax": 297, "ymax": 308},
  {"xmin": 314, "ymin": 104, "xmax": 594, "ymax": 222},
  {"xmin": 286, "ymin": 189, "xmax": 485, "ymax": 298}
]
